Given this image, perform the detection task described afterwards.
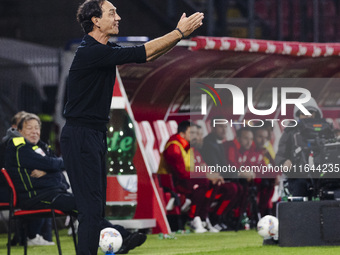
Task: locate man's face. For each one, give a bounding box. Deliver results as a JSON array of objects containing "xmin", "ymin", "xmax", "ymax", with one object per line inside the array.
[
  {"xmin": 196, "ymin": 127, "xmax": 204, "ymax": 147},
  {"xmin": 254, "ymin": 129, "xmax": 269, "ymax": 149},
  {"xmin": 182, "ymin": 126, "xmax": 197, "ymax": 144},
  {"xmin": 97, "ymin": 1, "xmax": 121, "ymax": 36},
  {"xmin": 19, "ymin": 119, "xmax": 40, "ymax": 145},
  {"xmin": 238, "ymin": 130, "xmax": 253, "ymax": 151},
  {"xmin": 213, "ymin": 125, "xmax": 227, "ymax": 140}
]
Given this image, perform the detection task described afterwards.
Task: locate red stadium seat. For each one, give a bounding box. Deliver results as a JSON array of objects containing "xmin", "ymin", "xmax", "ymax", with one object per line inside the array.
[
  {"xmin": 166, "ymin": 120, "xmax": 178, "ymax": 136},
  {"xmin": 153, "ymin": 120, "xmax": 171, "ymax": 153},
  {"xmin": 138, "ymin": 121, "xmax": 161, "ymax": 173}
]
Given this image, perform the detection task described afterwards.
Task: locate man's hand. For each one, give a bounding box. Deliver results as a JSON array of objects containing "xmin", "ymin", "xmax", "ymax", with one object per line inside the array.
[
  {"xmin": 30, "ymin": 169, "xmax": 47, "ymax": 178},
  {"xmin": 176, "ymin": 12, "xmax": 204, "ymax": 37},
  {"xmin": 283, "ymin": 159, "xmax": 292, "ymax": 169},
  {"xmin": 207, "ymin": 172, "xmax": 225, "ymax": 186},
  {"xmin": 145, "ymin": 12, "xmax": 204, "ymax": 61}
]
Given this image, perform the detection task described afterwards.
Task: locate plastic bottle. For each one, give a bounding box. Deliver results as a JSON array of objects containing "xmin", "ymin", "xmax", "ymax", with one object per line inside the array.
[{"xmin": 105, "ymin": 108, "xmax": 138, "ymax": 219}]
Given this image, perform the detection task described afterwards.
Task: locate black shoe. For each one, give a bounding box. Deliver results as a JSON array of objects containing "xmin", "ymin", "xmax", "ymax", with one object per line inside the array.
[
  {"xmin": 263, "ymin": 238, "xmax": 278, "ymax": 245},
  {"xmin": 116, "ymin": 232, "xmax": 147, "ymax": 254}
]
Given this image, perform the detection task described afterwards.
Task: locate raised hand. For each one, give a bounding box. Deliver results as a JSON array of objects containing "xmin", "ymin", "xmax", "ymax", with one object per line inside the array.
[{"xmin": 176, "ymin": 12, "xmax": 204, "ymax": 37}]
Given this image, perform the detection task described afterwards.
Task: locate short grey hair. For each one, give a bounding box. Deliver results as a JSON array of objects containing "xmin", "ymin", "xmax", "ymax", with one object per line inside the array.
[{"xmin": 17, "ymin": 113, "xmax": 41, "ymax": 131}]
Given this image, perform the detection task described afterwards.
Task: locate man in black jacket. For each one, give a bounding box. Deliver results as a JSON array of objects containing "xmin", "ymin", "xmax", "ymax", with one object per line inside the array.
[{"xmin": 60, "ymin": 1, "xmax": 204, "ymax": 254}]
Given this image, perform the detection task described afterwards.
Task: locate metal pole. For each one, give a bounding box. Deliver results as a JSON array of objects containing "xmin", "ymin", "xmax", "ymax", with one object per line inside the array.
[
  {"xmin": 313, "ymin": 0, "xmax": 319, "ymax": 42},
  {"xmin": 289, "ymin": 0, "xmax": 294, "ymax": 40},
  {"xmin": 276, "ymin": 0, "xmax": 283, "ymax": 40},
  {"xmin": 300, "ymin": 0, "xmax": 307, "ymax": 42},
  {"xmin": 206, "ymin": 0, "xmax": 214, "ymax": 36},
  {"xmin": 248, "ymin": 0, "xmax": 255, "ymax": 38}
]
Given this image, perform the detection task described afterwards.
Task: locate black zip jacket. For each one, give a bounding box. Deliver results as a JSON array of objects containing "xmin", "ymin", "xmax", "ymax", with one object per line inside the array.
[{"xmin": 5, "ymin": 137, "xmax": 65, "ymax": 203}]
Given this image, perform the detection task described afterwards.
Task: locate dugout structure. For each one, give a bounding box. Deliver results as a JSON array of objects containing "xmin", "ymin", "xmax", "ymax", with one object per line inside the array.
[{"xmin": 117, "ymin": 36, "xmax": 340, "ymax": 233}]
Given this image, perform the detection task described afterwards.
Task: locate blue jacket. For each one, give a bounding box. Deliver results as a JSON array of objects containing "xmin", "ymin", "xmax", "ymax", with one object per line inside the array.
[{"xmin": 5, "ymin": 137, "xmax": 65, "ymax": 204}]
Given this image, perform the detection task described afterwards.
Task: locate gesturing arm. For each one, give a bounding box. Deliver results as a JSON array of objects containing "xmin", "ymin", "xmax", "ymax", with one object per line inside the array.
[
  {"xmin": 145, "ymin": 12, "xmax": 204, "ymax": 62},
  {"xmin": 15, "ymin": 144, "xmax": 64, "ymax": 173}
]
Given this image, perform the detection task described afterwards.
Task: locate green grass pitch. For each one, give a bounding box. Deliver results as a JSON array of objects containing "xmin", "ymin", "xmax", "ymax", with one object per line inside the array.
[{"xmin": 1, "ymin": 229, "xmax": 340, "ymax": 254}]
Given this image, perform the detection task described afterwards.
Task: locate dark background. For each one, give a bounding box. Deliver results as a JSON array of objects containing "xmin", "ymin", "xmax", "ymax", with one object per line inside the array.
[
  {"xmin": 3, "ymin": 0, "xmax": 339, "ymax": 49},
  {"xmin": 0, "ymin": 0, "xmax": 202, "ymax": 48}
]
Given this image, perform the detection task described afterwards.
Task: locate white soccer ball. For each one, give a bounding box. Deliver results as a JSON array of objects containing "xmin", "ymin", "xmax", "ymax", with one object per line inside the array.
[
  {"xmin": 257, "ymin": 215, "xmax": 279, "ymax": 240},
  {"xmin": 99, "ymin": 227, "xmax": 123, "ymax": 253}
]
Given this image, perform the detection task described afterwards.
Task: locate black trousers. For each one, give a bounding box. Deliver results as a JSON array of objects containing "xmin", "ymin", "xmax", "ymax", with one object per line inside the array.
[
  {"xmin": 20, "ymin": 188, "xmax": 77, "ymax": 215},
  {"xmin": 61, "ymin": 125, "xmax": 128, "ymax": 255}
]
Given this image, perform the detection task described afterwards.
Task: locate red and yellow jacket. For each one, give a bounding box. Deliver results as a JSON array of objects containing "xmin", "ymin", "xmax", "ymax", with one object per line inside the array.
[{"xmin": 158, "ymin": 134, "xmax": 192, "ymax": 179}]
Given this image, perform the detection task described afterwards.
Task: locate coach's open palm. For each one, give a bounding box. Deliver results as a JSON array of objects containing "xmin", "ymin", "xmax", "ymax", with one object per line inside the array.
[{"xmin": 176, "ymin": 12, "xmax": 204, "ymax": 37}]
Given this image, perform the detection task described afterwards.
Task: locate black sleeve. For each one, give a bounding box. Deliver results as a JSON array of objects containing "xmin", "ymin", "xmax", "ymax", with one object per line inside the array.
[
  {"xmin": 10, "ymin": 142, "xmax": 64, "ymax": 173},
  {"xmin": 86, "ymin": 44, "xmax": 146, "ymax": 68},
  {"xmin": 201, "ymin": 140, "xmax": 218, "ymax": 165},
  {"xmin": 275, "ymin": 130, "xmax": 292, "ymax": 166},
  {"xmin": 0, "ymin": 141, "xmax": 5, "ymax": 168},
  {"xmin": 201, "ymin": 136, "xmax": 227, "ymax": 166}
]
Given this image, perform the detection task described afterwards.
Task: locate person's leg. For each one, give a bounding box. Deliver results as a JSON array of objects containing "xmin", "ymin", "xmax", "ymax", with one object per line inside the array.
[
  {"xmin": 50, "ymin": 192, "xmax": 78, "ymax": 216},
  {"xmin": 186, "ymin": 179, "xmax": 211, "ymax": 220},
  {"xmin": 25, "ymin": 218, "xmax": 55, "ymax": 246},
  {"xmin": 19, "ymin": 190, "xmax": 75, "ymax": 243},
  {"xmin": 100, "ymin": 220, "xmax": 130, "ymax": 239},
  {"xmin": 27, "ymin": 219, "xmax": 44, "ymax": 239},
  {"xmin": 257, "ymin": 179, "xmax": 275, "ymax": 216},
  {"xmin": 61, "ymin": 125, "xmax": 106, "ymax": 255},
  {"xmin": 20, "ymin": 189, "xmax": 77, "ymax": 215},
  {"xmin": 99, "ymin": 134, "xmax": 147, "ymax": 254},
  {"xmin": 10, "ymin": 219, "xmax": 24, "ymax": 246},
  {"xmin": 212, "ymin": 182, "xmax": 238, "ymax": 220},
  {"xmin": 99, "ymin": 212, "xmax": 146, "ymax": 254},
  {"xmin": 182, "ymin": 179, "xmax": 211, "ymax": 233},
  {"xmin": 41, "ymin": 218, "xmax": 53, "ymax": 242}
]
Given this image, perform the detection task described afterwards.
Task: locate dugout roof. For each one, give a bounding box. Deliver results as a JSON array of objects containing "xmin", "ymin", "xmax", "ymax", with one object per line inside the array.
[{"xmin": 118, "ymin": 36, "xmax": 340, "ymax": 123}]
